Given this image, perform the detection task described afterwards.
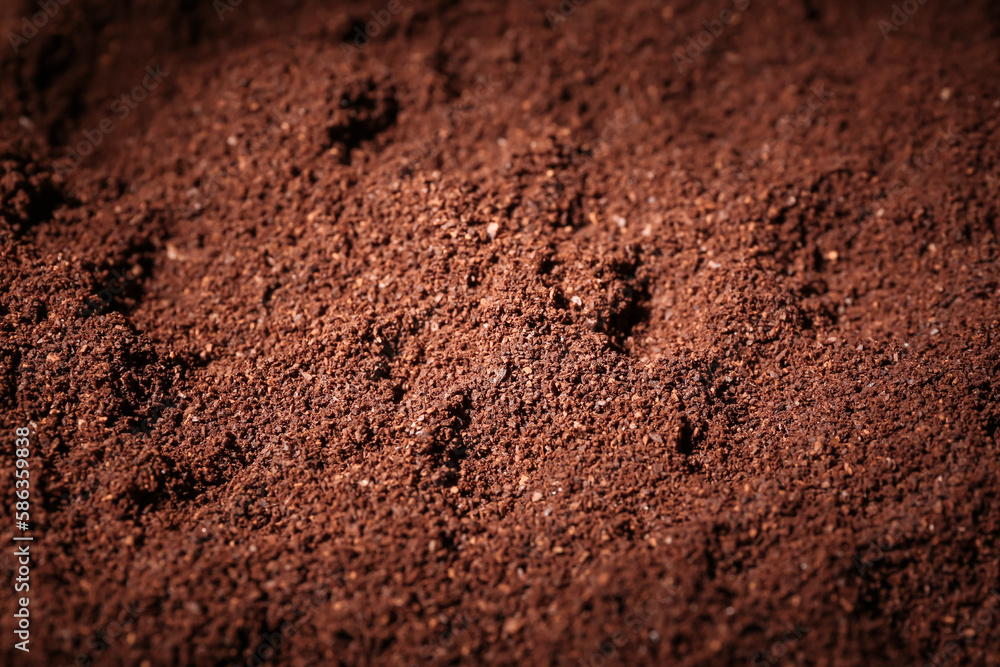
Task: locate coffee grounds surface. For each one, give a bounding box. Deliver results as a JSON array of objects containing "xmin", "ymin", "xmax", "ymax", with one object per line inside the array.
[{"xmin": 1, "ymin": 0, "xmax": 999, "ymax": 665}]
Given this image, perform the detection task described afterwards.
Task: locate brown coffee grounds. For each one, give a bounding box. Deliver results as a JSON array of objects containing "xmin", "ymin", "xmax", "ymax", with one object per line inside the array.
[{"xmin": 1, "ymin": 0, "xmax": 999, "ymax": 665}]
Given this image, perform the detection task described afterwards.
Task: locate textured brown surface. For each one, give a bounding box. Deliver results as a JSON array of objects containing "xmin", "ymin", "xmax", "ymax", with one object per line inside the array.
[{"xmin": 2, "ymin": 0, "xmax": 1000, "ymax": 665}]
